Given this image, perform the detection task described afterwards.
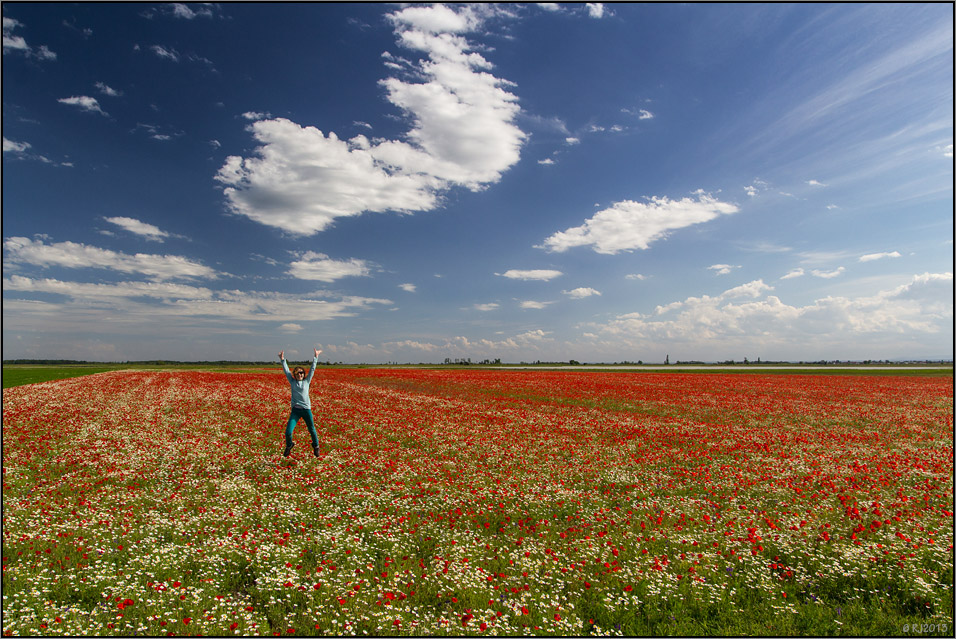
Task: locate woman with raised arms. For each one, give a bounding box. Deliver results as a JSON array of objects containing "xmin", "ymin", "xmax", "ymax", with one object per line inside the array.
[{"xmin": 279, "ymin": 348, "xmax": 322, "ymax": 458}]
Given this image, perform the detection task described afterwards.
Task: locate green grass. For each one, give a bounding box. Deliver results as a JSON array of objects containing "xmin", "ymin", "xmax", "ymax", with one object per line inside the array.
[
  {"xmin": 2, "ymin": 366, "xmax": 122, "ymax": 388},
  {"xmin": 1, "ymin": 364, "xmax": 275, "ymax": 388}
]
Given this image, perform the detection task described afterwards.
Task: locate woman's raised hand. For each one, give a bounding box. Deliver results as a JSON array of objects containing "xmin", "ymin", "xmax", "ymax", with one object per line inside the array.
[
  {"xmin": 279, "ymin": 350, "xmax": 285, "ymax": 360},
  {"xmin": 314, "ymin": 348, "xmax": 322, "ymax": 358}
]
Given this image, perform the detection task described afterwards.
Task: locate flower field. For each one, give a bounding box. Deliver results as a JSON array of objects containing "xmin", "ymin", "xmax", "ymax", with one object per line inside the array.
[{"xmin": 2, "ymin": 368, "xmax": 953, "ymax": 636}]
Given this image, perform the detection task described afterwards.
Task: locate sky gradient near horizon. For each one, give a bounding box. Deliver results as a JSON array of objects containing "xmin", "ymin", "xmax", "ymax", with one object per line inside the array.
[{"xmin": 3, "ymin": 3, "xmax": 953, "ymax": 363}]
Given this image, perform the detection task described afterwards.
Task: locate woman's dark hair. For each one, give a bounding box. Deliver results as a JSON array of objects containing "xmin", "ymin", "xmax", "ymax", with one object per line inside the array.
[{"xmin": 292, "ymin": 366, "xmax": 306, "ymax": 376}]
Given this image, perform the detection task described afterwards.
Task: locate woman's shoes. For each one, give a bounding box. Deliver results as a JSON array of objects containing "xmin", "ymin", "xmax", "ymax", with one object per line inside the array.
[{"xmin": 283, "ymin": 442, "xmax": 320, "ymax": 458}]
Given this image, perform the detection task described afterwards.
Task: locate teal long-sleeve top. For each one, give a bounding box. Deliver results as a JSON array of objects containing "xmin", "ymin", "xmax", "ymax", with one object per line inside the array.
[{"xmin": 282, "ymin": 356, "xmax": 318, "ymax": 409}]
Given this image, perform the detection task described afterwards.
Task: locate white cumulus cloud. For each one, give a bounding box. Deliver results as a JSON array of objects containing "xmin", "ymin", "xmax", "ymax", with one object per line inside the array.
[
  {"xmin": 722, "ymin": 280, "xmax": 774, "ymax": 299},
  {"xmin": 538, "ymin": 192, "xmax": 739, "ymax": 254},
  {"xmin": 563, "ymin": 287, "xmax": 601, "ymax": 299},
  {"xmin": 498, "ymin": 269, "xmax": 563, "ymax": 281},
  {"xmin": 288, "ymin": 252, "xmax": 371, "ymax": 282},
  {"xmin": 217, "ymin": 119, "xmax": 439, "ymax": 235},
  {"xmin": 708, "ymin": 264, "xmax": 740, "ymax": 276},
  {"xmin": 216, "ymin": 4, "xmax": 525, "ymax": 236},
  {"xmin": 590, "ymin": 273, "xmax": 953, "ymax": 359}
]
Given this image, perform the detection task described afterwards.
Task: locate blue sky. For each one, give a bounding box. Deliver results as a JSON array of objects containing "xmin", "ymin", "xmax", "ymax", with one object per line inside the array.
[{"xmin": 3, "ymin": 2, "xmax": 953, "ymax": 363}]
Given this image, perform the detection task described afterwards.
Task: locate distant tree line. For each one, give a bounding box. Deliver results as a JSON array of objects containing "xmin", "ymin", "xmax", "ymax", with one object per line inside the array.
[{"xmin": 442, "ymin": 358, "xmax": 502, "ymax": 365}]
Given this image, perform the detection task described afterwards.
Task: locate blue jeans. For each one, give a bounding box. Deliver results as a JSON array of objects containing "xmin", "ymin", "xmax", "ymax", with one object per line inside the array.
[{"xmin": 286, "ymin": 406, "xmax": 319, "ymax": 449}]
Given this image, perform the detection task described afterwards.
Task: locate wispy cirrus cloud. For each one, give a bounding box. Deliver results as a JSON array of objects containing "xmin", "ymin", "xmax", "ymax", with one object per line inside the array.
[
  {"xmin": 103, "ymin": 217, "xmax": 171, "ymax": 242},
  {"xmin": 744, "ymin": 178, "xmax": 770, "ymax": 197},
  {"xmin": 58, "ymin": 96, "xmax": 108, "ymax": 116},
  {"xmin": 95, "ymin": 82, "xmax": 122, "ymax": 97},
  {"xmin": 811, "ymin": 267, "xmax": 846, "ymax": 279},
  {"xmin": 142, "ymin": 3, "xmax": 220, "ymax": 20},
  {"xmin": 727, "ymin": 11, "xmax": 953, "ymax": 200},
  {"xmin": 3, "ymin": 17, "xmax": 56, "ymax": 60},
  {"xmin": 620, "ymin": 106, "xmax": 654, "ymax": 121},
  {"xmin": 538, "ymin": 192, "xmax": 739, "ymax": 254},
  {"xmin": 781, "ymin": 268, "xmax": 805, "ymax": 280},
  {"xmin": 3, "ymin": 276, "xmax": 392, "ymax": 328},
  {"xmin": 859, "ymin": 251, "xmax": 901, "ymax": 262},
  {"xmin": 149, "ymin": 44, "xmax": 215, "ymax": 69},
  {"xmin": 150, "ymin": 44, "xmax": 180, "ymax": 61},
  {"xmin": 3, "ymin": 137, "xmax": 31, "ymax": 154},
  {"xmin": 331, "ymin": 329, "xmax": 555, "ymax": 361},
  {"xmin": 3, "ymin": 236, "xmax": 216, "ymax": 280},
  {"xmin": 133, "ymin": 123, "xmax": 184, "ymax": 142},
  {"xmin": 3, "ymin": 136, "xmax": 71, "ymax": 167},
  {"xmin": 3, "ymin": 275, "xmax": 213, "ymax": 301},
  {"xmin": 168, "ymin": 3, "xmax": 217, "ymax": 20},
  {"xmin": 216, "ymin": 4, "xmax": 525, "ymax": 236}
]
